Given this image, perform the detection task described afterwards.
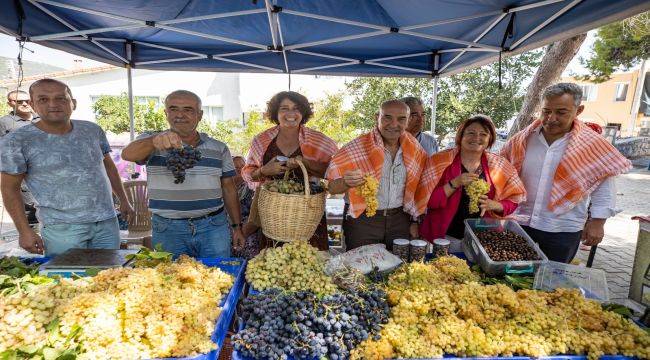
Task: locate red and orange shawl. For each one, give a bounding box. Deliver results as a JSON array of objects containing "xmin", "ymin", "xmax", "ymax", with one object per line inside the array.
[
  {"xmin": 242, "ymin": 125, "xmax": 338, "ymax": 189},
  {"xmin": 421, "ymin": 148, "xmax": 527, "ymax": 217},
  {"xmin": 500, "ymin": 119, "xmax": 631, "ymax": 214},
  {"xmin": 326, "ymin": 128, "xmax": 433, "ymax": 218}
]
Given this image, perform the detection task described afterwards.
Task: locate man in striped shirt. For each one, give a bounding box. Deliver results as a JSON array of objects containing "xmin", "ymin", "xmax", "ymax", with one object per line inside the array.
[{"xmin": 122, "ymin": 90, "xmax": 244, "ymax": 257}]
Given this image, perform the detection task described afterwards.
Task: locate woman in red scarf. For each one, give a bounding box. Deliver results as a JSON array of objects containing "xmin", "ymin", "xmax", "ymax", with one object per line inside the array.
[{"xmin": 420, "ymin": 115, "xmax": 526, "ymax": 242}]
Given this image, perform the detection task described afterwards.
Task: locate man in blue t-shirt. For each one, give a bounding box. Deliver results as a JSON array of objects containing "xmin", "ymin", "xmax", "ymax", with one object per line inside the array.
[{"xmin": 0, "ymin": 79, "xmax": 133, "ymax": 256}]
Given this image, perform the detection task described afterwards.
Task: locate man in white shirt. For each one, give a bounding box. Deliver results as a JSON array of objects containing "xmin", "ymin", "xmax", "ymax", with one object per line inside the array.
[
  {"xmin": 501, "ymin": 83, "xmax": 631, "ymax": 263},
  {"xmin": 401, "ymin": 97, "xmax": 438, "ymax": 156}
]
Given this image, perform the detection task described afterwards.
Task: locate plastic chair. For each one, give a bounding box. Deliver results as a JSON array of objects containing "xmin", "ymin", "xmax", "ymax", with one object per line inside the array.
[{"xmin": 120, "ymin": 180, "xmax": 152, "ymax": 247}]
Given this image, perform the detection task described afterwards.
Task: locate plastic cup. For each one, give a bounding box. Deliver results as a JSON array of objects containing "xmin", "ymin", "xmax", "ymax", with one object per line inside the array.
[
  {"xmin": 433, "ymin": 238, "xmax": 451, "ymax": 258},
  {"xmin": 409, "ymin": 239, "xmax": 428, "ymax": 262},
  {"xmin": 392, "ymin": 239, "xmax": 410, "ymax": 262}
]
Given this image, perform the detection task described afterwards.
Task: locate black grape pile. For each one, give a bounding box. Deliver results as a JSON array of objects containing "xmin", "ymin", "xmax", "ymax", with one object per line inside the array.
[
  {"xmin": 166, "ymin": 145, "xmax": 202, "ymax": 184},
  {"xmin": 232, "ymin": 288, "xmax": 390, "ymax": 360}
]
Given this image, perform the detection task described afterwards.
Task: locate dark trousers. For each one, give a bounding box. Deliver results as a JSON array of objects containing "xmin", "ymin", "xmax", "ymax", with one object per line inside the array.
[
  {"xmin": 521, "ymin": 225, "xmax": 582, "ymax": 263},
  {"xmin": 343, "ymin": 205, "xmax": 411, "ymax": 251}
]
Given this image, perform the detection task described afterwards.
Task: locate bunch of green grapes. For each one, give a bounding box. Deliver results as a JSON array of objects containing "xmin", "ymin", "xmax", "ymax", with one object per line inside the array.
[
  {"xmin": 55, "ymin": 256, "xmax": 233, "ymax": 360},
  {"xmin": 358, "ymin": 174, "xmax": 379, "ymax": 217},
  {"xmin": 0, "ymin": 277, "xmax": 88, "ymax": 353},
  {"xmin": 246, "ymin": 241, "xmax": 337, "ymax": 295},
  {"xmin": 466, "ymin": 178, "xmax": 490, "ymax": 213},
  {"xmin": 351, "ymin": 258, "xmax": 650, "ymax": 360},
  {"xmin": 2, "ymin": 256, "xmax": 234, "ymax": 360}
]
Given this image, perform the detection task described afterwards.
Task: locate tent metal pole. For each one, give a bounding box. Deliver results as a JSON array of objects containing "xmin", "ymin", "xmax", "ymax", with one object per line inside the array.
[
  {"xmin": 135, "ymin": 56, "xmax": 206, "ymax": 66},
  {"xmin": 293, "ymin": 61, "xmax": 359, "ymax": 74},
  {"xmin": 32, "ymin": 0, "xmax": 143, "ymax": 24},
  {"xmin": 401, "ymin": 30, "xmax": 501, "ymax": 50},
  {"xmin": 291, "ymin": 49, "xmax": 356, "ymax": 62},
  {"xmin": 27, "ymin": 0, "xmax": 128, "ymax": 63},
  {"xmin": 286, "ymin": 30, "xmax": 387, "ymax": 50},
  {"xmin": 126, "ymin": 43, "xmax": 135, "ymax": 142},
  {"xmin": 30, "ymin": 24, "xmax": 143, "ymax": 41},
  {"xmin": 282, "ymin": 9, "xmax": 389, "ymax": 31},
  {"xmin": 439, "ymin": 13, "xmax": 508, "ymax": 73},
  {"xmin": 365, "ymin": 61, "xmax": 431, "ymax": 75},
  {"xmin": 431, "ymin": 76, "xmax": 439, "ymax": 136},
  {"xmin": 134, "ymin": 41, "xmax": 205, "ymax": 56},
  {"xmin": 157, "ymin": 25, "xmax": 268, "ymax": 50},
  {"xmin": 402, "ymin": 10, "xmax": 502, "ymax": 30},
  {"xmin": 510, "ymin": 0, "xmax": 583, "ymax": 50}
]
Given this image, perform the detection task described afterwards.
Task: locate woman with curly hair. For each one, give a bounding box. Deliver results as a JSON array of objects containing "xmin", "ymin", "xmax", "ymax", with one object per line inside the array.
[{"xmin": 242, "ymin": 91, "xmax": 338, "ymax": 250}]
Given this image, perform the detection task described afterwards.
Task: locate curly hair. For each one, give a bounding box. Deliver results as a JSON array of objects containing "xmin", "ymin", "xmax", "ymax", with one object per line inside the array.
[{"xmin": 265, "ymin": 91, "xmax": 313, "ymax": 124}]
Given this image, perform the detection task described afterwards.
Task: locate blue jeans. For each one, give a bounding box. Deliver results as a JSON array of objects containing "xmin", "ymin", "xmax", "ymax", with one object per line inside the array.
[
  {"xmin": 151, "ymin": 211, "xmax": 231, "ymax": 258},
  {"xmin": 41, "ymin": 217, "xmax": 120, "ymax": 257}
]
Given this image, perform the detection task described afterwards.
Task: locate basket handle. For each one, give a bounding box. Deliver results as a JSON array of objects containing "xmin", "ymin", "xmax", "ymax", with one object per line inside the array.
[
  {"xmin": 281, "ymin": 158, "xmax": 311, "ymax": 196},
  {"xmin": 297, "ymin": 159, "xmax": 311, "ymax": 196}
]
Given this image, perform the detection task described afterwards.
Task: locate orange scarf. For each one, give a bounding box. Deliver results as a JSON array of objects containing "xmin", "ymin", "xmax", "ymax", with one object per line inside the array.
[
  {"xmin": 326, "ymin": 128, "xmax": 431, "ymax": 218},
  {"xmin": 500, "ymin": 119, "xmax": 631, "ymax": 213},
  {"xmin": 243, "ymin": 125, "xmax": 338, "ymax": 189},
  {"xmin": 423, "ymin": 148, "xmax": 527, "ymax": 206}
]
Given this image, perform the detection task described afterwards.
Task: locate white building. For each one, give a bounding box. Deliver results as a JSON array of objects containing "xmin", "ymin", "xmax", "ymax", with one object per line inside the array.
[{"xmin": 0, "ymin": 66, "xmax": 242, "ymax": 125}]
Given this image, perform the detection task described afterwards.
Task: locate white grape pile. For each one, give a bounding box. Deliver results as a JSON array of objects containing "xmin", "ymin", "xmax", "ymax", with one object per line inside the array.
[
  {"xmin": 351, "ymin": 257, "xmax": 650, "ymax": 360},
  {"xmin": 246, "ymin": 241, "xmax": 337, "ymax": 295},
  {"xmin": 0, "ymin": 256, "xmax": 234, "ymax": 360}
]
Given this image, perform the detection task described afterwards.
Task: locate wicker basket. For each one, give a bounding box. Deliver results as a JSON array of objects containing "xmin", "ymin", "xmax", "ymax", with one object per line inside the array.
[{"xmin": 257, "ymin": 160, "xmax": 326, "ymax": 242}]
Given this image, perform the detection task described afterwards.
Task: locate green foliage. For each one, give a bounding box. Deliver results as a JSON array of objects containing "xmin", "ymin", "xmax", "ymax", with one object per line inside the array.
[
  {"xmin": 346, "ymin": 50, "xmax": 543, "ymax": 142},
  {"xmin": 92, "ymin": 93, "xmax": 167, "ymax": 134},
  {"xmin": 197, "ymin": 93, "xmax": 359, "ymax": 155},
  {"xmin": 0, "ymin": 96, "xmax": 10, "ymax": 117},
  {"xmin": 309, "ymin": 93, "xmax": 359, "ymax": 145},
  {"xmin": 579, "ymin": 12, "xmax": 650, "ymax": 83}
]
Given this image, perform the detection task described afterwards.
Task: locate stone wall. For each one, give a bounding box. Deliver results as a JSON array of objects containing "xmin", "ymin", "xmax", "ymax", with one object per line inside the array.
[{"xmin": 615, "ymin": 137, "xmax": 650, "ymax": 159}]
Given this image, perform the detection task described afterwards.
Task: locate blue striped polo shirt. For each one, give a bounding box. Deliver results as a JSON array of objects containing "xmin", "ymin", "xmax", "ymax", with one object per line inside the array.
[{"xmin": 138, "ymin": 132, "xmax": 236, "ymax": 219}]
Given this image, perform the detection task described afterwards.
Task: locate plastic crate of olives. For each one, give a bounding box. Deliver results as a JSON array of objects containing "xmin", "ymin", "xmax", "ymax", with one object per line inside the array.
[{"xmin": 462, "ymin": 218, "xmax": 548, "ymax": 276}]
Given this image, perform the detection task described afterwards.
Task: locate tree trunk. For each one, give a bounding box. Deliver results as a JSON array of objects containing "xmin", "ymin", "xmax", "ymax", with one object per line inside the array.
[{"xmin": 508, "ymin": 33, "xmax": 588, "ymax": 137}]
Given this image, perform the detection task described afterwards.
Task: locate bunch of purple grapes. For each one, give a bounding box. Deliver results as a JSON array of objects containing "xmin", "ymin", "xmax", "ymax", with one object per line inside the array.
[{"xmin": 166, "ymin": 145, "xmax": 202, "ymax": 184}]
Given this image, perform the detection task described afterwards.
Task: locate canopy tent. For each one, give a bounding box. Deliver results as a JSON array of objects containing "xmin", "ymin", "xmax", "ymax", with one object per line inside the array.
[{"xmin": 1, "ymin": 0, "xmax": 649, "ymax": 137}]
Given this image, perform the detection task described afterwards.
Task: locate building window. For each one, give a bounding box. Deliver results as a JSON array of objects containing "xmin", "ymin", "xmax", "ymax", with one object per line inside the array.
[
  {"xmin": 202, "ymin": 106, "xmax": 224, "ymax": 123},
  {"xmin": 579, "ymin": 84, "xmax": 597, "ymax": 102},
  {"xmin": 614, "ymin": 83, "xmax": 628, "ymax": 102},
  {"xmin": 135, "ymin": 96, "xmax": 162, "ymax": 108}
]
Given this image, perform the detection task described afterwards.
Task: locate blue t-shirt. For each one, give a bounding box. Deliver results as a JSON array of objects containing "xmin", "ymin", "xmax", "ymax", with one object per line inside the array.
[{"xmin": 0, "ymin": 120, "xmax": 116, "ymax": 225}]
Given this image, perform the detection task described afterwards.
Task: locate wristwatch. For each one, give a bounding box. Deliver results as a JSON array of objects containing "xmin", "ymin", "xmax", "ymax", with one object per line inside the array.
[{"xmin": 231, "ymin": 223, "xmax": 243, "ymax": 229}]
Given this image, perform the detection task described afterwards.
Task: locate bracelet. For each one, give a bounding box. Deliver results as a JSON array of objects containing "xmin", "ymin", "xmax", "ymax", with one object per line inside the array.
[
  {"xmin": 230, "ymin": 223, "xmax": 243, "ymax": 229},
  {"xmin": 448, "ymin": 181, "xmax": 458, "ymax": 190}
]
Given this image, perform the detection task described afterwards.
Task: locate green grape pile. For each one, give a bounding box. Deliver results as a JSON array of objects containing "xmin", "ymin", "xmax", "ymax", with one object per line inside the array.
[
  {"xmin": 358, "ymin": 174, "xmax": 379, "ymax": 217},
  {"xmin": 1, "ymin": 256, "xmax": 234, "ymax": 360},
  {"xmin": 351, "ymin": 257, "xmax": 650, "ymax": 360},
  {"xmin": 246, "ymin": 241, "xmax": 337, "ymax": 295},
  {"xmin": 0, "ymin": 277, "xmax": 89, "ymax": 355},
  {"xmin": 466, "ymin": 178, "xmax": 490, "ymax": 213},
  {"xmin": 265, "ymin": 179, "xmax": 325, "ymax": 195}
]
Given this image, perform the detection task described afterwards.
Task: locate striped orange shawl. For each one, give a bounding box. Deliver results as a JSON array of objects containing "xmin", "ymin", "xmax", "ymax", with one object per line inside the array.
[
  {"xmin": 500, "ymin": 119, "xmax": 631, "ymax": 214},
  {"xmin": 326, "ymin": 128, "xmax": 431, "ymax": 218},
  {"xmin": 423, "ymin": 148, "xmax": 527, "ymax": 206},
  {"xmin": 243, "ymin": 125, "xmax": 338, "ymax": 189}
]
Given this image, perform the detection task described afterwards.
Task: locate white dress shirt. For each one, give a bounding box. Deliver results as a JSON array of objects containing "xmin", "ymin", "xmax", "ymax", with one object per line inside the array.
[
  {"xmin": 515, "ymin": 129, "xmax": 618, "ymax": 233},
  {"xmin": 377, "ymin": 147, "xmax": 406, "ymax": 210}
]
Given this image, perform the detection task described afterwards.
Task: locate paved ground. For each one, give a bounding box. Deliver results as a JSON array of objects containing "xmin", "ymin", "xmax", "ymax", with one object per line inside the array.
[{"xmin": 575, "ymin": 166, "xmax": 650, "ymax": 305}]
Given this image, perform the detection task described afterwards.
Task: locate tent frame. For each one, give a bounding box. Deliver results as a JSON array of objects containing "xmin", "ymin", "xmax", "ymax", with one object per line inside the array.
[{"xmin": 7, "ymin": 0, "xmax": 639, "ymax": 139}]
